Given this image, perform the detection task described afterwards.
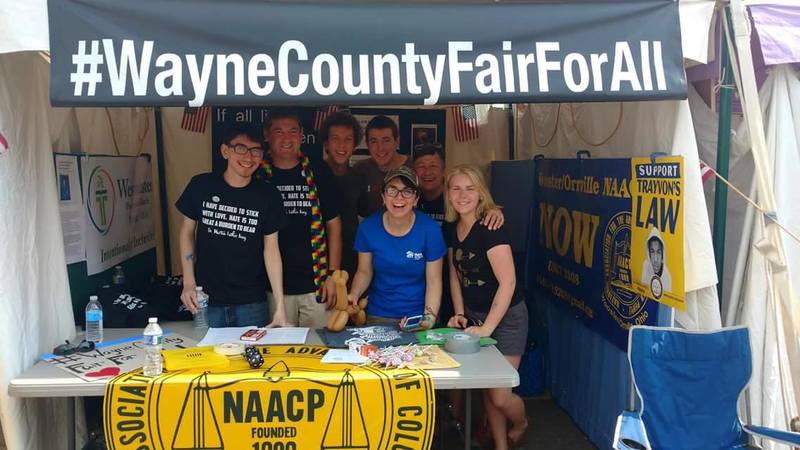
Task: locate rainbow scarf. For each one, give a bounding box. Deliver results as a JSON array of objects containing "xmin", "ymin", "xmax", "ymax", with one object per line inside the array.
[{"xmin": 260, "ymin": 151, "xmax": 328, "ymax": 303}]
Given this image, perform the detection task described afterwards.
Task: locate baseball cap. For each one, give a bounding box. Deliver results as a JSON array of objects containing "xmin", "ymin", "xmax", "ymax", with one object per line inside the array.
[{"xmin": 382, "ymin": 165, "xmax": 419, "ymax": 191}]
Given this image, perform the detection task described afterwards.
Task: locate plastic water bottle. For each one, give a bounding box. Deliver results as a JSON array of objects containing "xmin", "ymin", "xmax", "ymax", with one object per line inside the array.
[
  {"xmin": 194, "ymin": 287, "xmax": 209, "ymax": 329},
  {"xmin": 85, "ymin": 295, "xmax": 103, "ymax": 343},
  {"xmin": 142, "ymin": 317, "xmax": 163, "ymax": 376},
  {"xmin": 112, "ymin": 265, "xmax": 126, "ymax": 285}
]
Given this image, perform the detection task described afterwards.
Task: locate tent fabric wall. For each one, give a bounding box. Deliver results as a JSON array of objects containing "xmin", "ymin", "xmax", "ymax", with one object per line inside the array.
[
  {"xmin": 0, "ymin": 51, "xmax": 82, "ymax": 450},
  {"xmin": 691, "ymin": 65, "xmax": 800, "ymax": 449},
  {"xmin": 512, "ymin": 98, "xmax": 720, "ymax": 447}
]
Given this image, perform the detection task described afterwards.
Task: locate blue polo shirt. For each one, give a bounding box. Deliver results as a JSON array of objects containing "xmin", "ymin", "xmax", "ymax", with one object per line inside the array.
[{"xmin": 354, "ymin": 210, "xmax": 447, "ymax": 318}]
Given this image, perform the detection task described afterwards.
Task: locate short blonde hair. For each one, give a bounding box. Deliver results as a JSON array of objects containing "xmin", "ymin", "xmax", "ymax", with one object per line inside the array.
[{"xmin": 444, "ymin": 165, "xmax": 499, "ymax": 223}]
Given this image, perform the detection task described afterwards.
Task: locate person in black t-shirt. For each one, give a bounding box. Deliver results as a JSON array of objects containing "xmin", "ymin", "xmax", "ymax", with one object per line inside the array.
[
  {"xmin": 320, "ymin": 111, "xmax": 363, "ymax": 278},
  {"xmin": 258, "ymin": 108, "xmax": 342, "ymax": 329},
  {"xmin": 412, "ymin": 143, "xmax": 505, "ymax": 328},
  {"xmin": 176, "ymin": 123, "xmax": 290, "ymax": 328},
  {"xmin": 444, "ymin": 164, "xmax": 528, "ymax": 450}
]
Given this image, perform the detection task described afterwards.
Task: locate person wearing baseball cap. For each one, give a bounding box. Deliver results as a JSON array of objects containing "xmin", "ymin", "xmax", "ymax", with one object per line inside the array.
[{"xmin": 347, "ymin": 166, "xmax": 446, "ymax": 329}]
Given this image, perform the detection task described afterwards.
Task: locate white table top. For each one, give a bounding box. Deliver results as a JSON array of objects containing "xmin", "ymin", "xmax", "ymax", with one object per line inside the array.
[{"xmin": 9, "ymin": 322, "xmax": 519, "ymax": 398}]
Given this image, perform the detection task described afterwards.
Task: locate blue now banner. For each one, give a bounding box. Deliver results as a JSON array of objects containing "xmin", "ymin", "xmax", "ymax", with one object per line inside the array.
[{"xmin": 532, "ymin": 158, "xmax": 660, "ymax": 350}]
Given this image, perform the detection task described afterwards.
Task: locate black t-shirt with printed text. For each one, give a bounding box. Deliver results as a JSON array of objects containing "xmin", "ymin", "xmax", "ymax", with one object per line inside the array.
[
  {"xmin": 260, "ymin": 160, "xmax": 341, "ymax": 294},
  {"xmin": 445, "ymin": 221, "xmax": 522, "ymax": 313},
  {"xmin": 418, "ymin": 194, "xmax": 445, "ymax": 226},
  {"xmin": 175, "ymin": 173, "xmax": 286, "ymax": 305}
]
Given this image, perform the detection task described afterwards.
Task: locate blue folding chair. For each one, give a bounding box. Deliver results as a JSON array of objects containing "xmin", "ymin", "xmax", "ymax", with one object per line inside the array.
[{"xmin": 613, "ymin": 326, "xmax": 800, "ymax": 450}]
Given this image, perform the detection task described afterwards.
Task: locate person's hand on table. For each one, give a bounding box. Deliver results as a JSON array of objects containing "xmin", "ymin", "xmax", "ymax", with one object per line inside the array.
[
  {"xmin": 266, "ymin": 306, "xmax": 293, "ymax": 328},
  {"xmin": 448, "ymin": 314, "xmax": 468, "ymax": 329},
  {"xmin": 480, "ymin": 208, "xmax": 505, "ymax": 230},
  {"xmin": 180, "ymin": 284, "xmax": 198, "ymax": 314},
  {"xmin": 465, "ymin": 324, "xmax": 494, "ymax": 338},
  {"xmin": 320, "ymin": 276, "xmax": 337, "ymax": 310},
  {"xmin": 420, "ymin": 312, "xmax": 436, "ymax": 330}
]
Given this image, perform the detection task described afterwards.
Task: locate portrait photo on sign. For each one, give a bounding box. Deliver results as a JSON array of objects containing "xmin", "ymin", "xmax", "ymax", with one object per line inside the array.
[
  {"xmin": 411, "ymin": 124, "xmax": 437, "ymax": 149},
  {"xmin": 640, "ymin": 227, "xmax": 672, "ymax": 298}
]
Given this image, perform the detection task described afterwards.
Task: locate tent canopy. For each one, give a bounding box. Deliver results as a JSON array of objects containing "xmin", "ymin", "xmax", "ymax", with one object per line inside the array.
[{"xmin": 44, "ymin": 0, "xmax": 688, "ymax": 107}]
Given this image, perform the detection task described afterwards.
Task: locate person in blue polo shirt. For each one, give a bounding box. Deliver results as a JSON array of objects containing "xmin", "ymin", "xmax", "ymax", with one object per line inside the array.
[{"xmin": 348, "ymin": 166, "xmax": 446, "ymax": 327}]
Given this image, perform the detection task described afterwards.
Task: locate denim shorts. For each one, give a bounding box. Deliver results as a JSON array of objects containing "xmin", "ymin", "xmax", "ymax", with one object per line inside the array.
[
  {"xmin": 467, "ymin": 301, "xmax": 529, "ymax": 356},
  {"xmin": 207, "ymin": 301, "xmax": 269, "ymax": 328}
]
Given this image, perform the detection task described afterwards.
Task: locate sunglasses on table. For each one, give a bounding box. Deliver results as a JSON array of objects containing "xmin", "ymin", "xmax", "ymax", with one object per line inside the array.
[
  {"xmin": 228, "ymin": 144, "xmax": 264, "ymax": 158},
  {"xmin": 52, "ymin": 339, "xmax": 95, "ymax": 356},
  {"xmin": 383, "ymin": 186, "xmax": 417, "ymax": 199}
]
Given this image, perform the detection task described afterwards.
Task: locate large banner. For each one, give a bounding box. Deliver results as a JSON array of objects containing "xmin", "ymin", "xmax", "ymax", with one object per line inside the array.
[
  {"xmin": 104, "ymin": 345, "xmax": 434, "ymax": 450},
  {"xmin": 532, "ymin": 158, "xmax": 684, "ymax": 349},
  {"xmin": 82, "ymin": 155, "xmax": 155, "ymax": 275},
  {"xmin": 48, "ymin": 0, "xmax": 686, "ymax": 106}
]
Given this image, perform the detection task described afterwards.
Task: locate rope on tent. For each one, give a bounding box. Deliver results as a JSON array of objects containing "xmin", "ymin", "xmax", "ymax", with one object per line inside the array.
[
  {"xmin": 569, "ymin": 102, "xmax": 623, "ymax": 146},
  {"xmin": 699, "ymin": 158, "xmax": 800, "ymax": 245},
  {"xmin": 104, "ymin": 107, "xmax": 121, "ymax": 155},
  {"xmin": 529, "ymin": 104, "xmax": 561, "ymax": 147}
]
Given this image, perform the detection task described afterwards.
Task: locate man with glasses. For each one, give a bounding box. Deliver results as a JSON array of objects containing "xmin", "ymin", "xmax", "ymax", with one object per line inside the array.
[{"xmin": 176, "ymin": 123, "xmax": 290, "ymax": 327}]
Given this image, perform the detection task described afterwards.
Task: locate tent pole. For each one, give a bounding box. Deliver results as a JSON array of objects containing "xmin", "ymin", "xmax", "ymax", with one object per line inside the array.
[
  {"xmin": 508, "ymin": 104, "xmax": 515, "ymax": 160},
  {"xmin": 154, "ymin": 107, "xmax": 172, "ymax": 275},
  {"xmin": 713, "ymin": 8, "xmax": 734, "ymax": 306}
]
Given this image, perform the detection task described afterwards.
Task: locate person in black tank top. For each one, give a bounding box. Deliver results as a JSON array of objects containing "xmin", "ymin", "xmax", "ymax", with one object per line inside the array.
[{"xmin": 444, "ymin": 165, "xmax": 529, "ymax": 450}]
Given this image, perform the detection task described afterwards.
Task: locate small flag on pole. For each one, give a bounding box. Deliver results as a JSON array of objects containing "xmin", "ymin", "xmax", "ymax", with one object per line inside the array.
[
  {"xmin": 314, "ymin": 106, "xmax": 338, "ymax": 131},
  {"xmin": 181, "ymin": 106, "xmax": 210, "ymax": 133},
  {"xmin": 0, "ymin": 131, "xmax": 8, "ymax": 155},
  {"xmin": 451, "ymin": 105, "xmax": 479, "ymax": 142},
  {"xmin": 700, "ymin": 162, "xmax": 714, "ymax": 183}
]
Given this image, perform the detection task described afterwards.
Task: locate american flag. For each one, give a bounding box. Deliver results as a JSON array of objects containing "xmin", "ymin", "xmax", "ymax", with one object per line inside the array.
[
  {"xmin": 0, "ymin": 131, "xmax": 8, "ymax": 155},
  {"xmin": 451, "ymin": 105, "xmax": 479, "ymax": 142},
  {"xmin": 314, "ymin": 106, "xmax": 338, "ymax": 131},
  {"xmin": 699, "ymin": 162, "xmax": 714, "ymax": 184},
  {"xmin": 181, "ymin": 106, "xmax": 210, "ymax": 133}
]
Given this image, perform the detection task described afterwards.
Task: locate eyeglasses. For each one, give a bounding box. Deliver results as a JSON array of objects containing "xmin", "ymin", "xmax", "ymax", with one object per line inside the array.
[
  {"xmin": 228, "ymin": 144, "xmax": 264, "ymax": 158},
  {"xmin": 53, "ymin": 339, "xmax": 95, "ymax": 356},
  {"xmin": 383, "ymin": 186, "xmax": 417, "ymax": 199}
]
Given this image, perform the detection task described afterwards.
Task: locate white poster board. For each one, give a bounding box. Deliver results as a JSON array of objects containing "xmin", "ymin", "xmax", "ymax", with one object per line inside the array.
[
  {"xmin": 54, "ymin": 154, "xmax": 86, "ymax": 264},
  {"xmin": 82, "ymin": 155, "xmax": 156, "ymax": 275},
  {"xmin": 41, "ymin": 333, "xmax": 193, "ymax": 381}
]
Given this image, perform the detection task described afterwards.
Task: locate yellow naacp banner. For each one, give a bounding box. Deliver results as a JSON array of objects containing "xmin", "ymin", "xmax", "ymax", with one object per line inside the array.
[
  {"xmin": 104, "ymin": 345, "xmax": 434, "ymax": 450},
  {"xmin": 629, "ymin": 157, "xmax": 685, "ymax": 310}
]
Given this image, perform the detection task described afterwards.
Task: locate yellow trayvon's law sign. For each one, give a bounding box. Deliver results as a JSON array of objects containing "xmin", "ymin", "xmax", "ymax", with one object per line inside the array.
[
  {"xmin": 104, "ymin": 345, "xmax": 434, "ymax": 450},
  {"xmin": 630, "ymin": 156, "xmax": 685, "ymax": 310}
]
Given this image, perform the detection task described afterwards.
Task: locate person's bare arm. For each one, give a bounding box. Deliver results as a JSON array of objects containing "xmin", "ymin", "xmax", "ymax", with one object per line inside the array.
[
  {"xmin": 264, "ymin": 232, "xmax": 290, "ymax": 327},
  {"xmin": 320, "ymin": 217, "xmax": 343, "ymax": 309},
  {"xmin": 348, "ymin": 252, "xmax": 373, "ymax": 304},
  {"xmin": 178, "ymin": 216, "xmax": 199, "ymax": 314},
  {"xmin": 446, "ymin": 249, "xmax": 468, "ymax": 329},
  {"xmin": 464, "ymin": 244, "xmax": 515, "ymax": 337},
  {"xmin": 421, "ymin": 258, "xmax": 443, "ymax": 329}
]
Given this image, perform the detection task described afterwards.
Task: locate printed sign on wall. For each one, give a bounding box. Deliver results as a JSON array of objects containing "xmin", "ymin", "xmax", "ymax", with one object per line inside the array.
[
  {"xmin": 629, "ymin": 157, "xmax": 684, "ymax": 310},
  {"xmin": 82, "ymin": 155, "xmax": 155, "ymax": 275},
  {"xmin": 532, "ymin": 157, "xmax": 684, "ymax": 349}
]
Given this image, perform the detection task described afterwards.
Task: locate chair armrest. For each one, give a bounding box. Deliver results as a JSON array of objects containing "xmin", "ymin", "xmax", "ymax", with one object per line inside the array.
[
  {"xmin": 613, "ymin": 411, "xmax": 651, "ymax": 450},
  {"xmin": 744, "ymin": 425, "xmax": 800, "ymax": 446}
]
